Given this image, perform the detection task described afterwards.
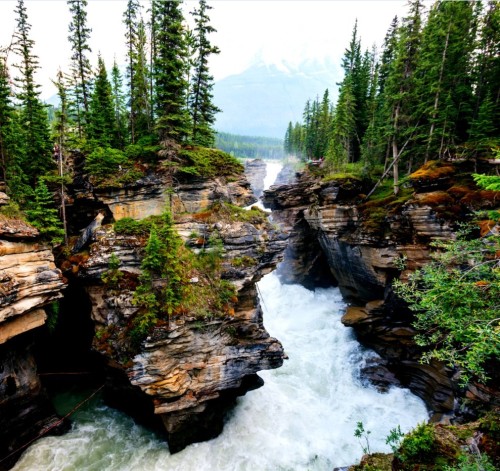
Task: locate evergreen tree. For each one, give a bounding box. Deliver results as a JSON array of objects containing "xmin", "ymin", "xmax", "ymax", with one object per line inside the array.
[
  {"xmin": 88, "ymin": 55, "xmax": 116, "ymax": 148},
  {"xmin": 67, "ymin": 0, "xmax": 92, "ymax": 138},
  {"xmin": 284, "ymin": 121, "xmax": 293, "ymax": 155},
  {"xmin": 152, "ymin": 0, "xmax": 190, "ymax": 143},
  {"xmin": 26, "ymin": 179, "xmax": 65, "ymax": 244},
  {"xmin": 0, "ymin": 56, "xmax": 26, "ymax": 199},
  {"xmin": 188, "ymin": 0, "xmax": 220, "ymax": 147},
  {"xmin": 471, "ymin": 1, "xmax": 500, "ymax": 144},
  {"xmin": 123, "ymin": 0, "xmax": 152, "ymax": 144},
  {"xmin": 383, "ymin": 0, "xmax": 424, "ymax": 192},
  {"xmin": 52, "ymin": 69, "xmax": 72, "ymax": 151},
  {"xmin": 124, "ymin": 0, "xmax": 141, "ymax": 143},
  {"xmin": 0, "ymin": 56, "xmax": 14, "ymax": 184},
  {"xmin": 12, "ymin": 0, "xmax": 53, "ymax": 189},
  {"xmin": 329, "ymin": 75, "xmax": 356, "ymax": 166},
  {"xmin": 413, "ymin": 0, "xmax": 476, "ymax": 161},
  {"xmin": 111, "ymin": 60, "xmax": 127, "ymax": 148}
]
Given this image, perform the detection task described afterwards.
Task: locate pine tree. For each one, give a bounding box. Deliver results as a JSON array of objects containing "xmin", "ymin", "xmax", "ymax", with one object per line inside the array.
[
  {"xmin": 88, "ymin": 55, "xmax": 116, "ymax": 148},
  {"xmin": 124, "ymin": 0, "xmax": 141, "ymax": 143},
  {"xmin": 152, "ymin": 0, "xmax": 190, "ymax": 143},
  {"xmin": 188, "ymin": 0, "xmax": 220, "ymax": 147},
  {"xmin": 12, "ymin": 0, "xmax": 53, "ymax": 189},
  {"xmin": 111, "ymin": 60, "xmax": 127, "ymax": 148},
  {"xmin": 26, "ymin": 179, "xmax": 64, "ymax": 244},
  {"xmin": 383, "ymin": 0, "xmax": 424, "ymax": 193},
  {"xmin": 0, "ymin": 56, "xmax": 14, "ymax": 184},
  {"xmin": 470, "ymin": 1, "xmax": 500, "ymax": 144},
  {"xmin": 329, "ymin": 75, "xmax": 356, "ymax": 166},
  {"xmin": 413, "ymin": 0, "xmax": 476, "ymax": 161},
  {"xmin": 0, "ymin": 57, "xmax": 27, "ymax": 199},
  {"xmin": 284, "ymin": 121, "xmax": 293, "ymax": 155},
  {"xmin": 67, "ymin": 0, "xmax": 92, "ymax": 139},
  {"xmin": 52, "ymin": 69, "xmax": 72, "ymax": 150}
]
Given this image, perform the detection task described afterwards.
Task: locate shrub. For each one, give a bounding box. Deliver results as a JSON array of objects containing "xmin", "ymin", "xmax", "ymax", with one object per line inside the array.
[
  {"xmin": 398, "ymin": 422, "xmax": 436, "ymax": 464},
  {"xmin": 177, "ymin": 146, "xmax": 244, "ymax": 178},
  {"xmin": 85, "ymin": 147, "xmax": 128, "ymax": 180}
]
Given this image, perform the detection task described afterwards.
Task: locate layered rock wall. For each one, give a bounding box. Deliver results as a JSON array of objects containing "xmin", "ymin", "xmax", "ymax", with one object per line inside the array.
[
  {"xmin": 263, "ymin": 166, "xmax": 499, "ymax": 417},
  {"xmin": 0, "ymin": 218, "xmax": 67, "ymax": 469},
  {"xmin": 67, "ymin": 172, "xmax": 287, "ymax": 452}
]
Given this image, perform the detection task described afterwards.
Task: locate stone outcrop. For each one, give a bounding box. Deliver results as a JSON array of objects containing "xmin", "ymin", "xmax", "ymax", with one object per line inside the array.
[
  {"xmin": 64, "ymin": 172, "xmax": 288, "ymax": 452},
  {"xmin": 263, "ymin": 163, "xmax": 500, "ymax": 417},
  {"xmin": 0, "ymin": 219, "xmax": 67, "ymax": 470},
  {"xmin": 244, "ymin": 159, "xmax": 267, "ymax": 198}
]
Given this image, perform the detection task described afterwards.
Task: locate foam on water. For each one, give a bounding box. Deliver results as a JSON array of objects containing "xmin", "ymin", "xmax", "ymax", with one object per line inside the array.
[
  {"xmin": 14, "ymin": 272, "xmax": 428, "ymax": 471},
  {"xmin": 13, "ymin": 162, "xmax": 428, "ymax": 470}
]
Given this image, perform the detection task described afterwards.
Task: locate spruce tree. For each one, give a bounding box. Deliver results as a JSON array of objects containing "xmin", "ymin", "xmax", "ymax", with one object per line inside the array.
[
  {"xmin": 383, "ymin": 0, "xmax": 424, "ymax": 192},
  {"xmin": 471, "ymin": 1, "xmax": 500, "ymax": 143},
  {"xmin": 284, "ymin": 122, "xmax": 293, "ymax": 155},
  {"xmin": 133, "ymin": 18, "xmax": 153, "ymax": 141},
  {"xmin": 124, "ymin": 0, "xmax": 141, "ymax": 143},
  {"xmin": 111, "ymin": 60, "xmax": 127, "ymax": 148},
  {"xmin": 12, "ymin": 0, "xmax": 53, "ymax": 189},
  {"xmin": 123, "ymin": 0, "xmax": 152, "ymax": 143},
  {"xmin": 152, "ymin": 0, "xmax": 190, "ymax": 143},
  {"xmin": 88, "ymin": 55, "xmax": 116, "ymax": 148},
  {"xmin": 67, "ymin": 0, "xmax": 92, "ymax": 138},
  {"xmin": 188, "ymin": 0, "xmax": 220, "ymax": 147},
  {"xmin": 26, "ymin": 179, "xmax": 65, "ymax": 244},
  {"xmin": 0, "ymin": 56, "xmax": 14, "ymax": 184},
  {"xmin": 413, "ymin": 0, "xmax": 476, "ymax": 161}
]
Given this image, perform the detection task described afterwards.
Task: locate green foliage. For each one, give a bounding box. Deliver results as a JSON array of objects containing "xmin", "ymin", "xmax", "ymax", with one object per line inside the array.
[
  {"xmin": 124, "ymin": 135, "xmax": 160, "ymax": 162},
  {"xmin": 216, "ymin": 132, "xmax": 284, "ymax": 160},
  {"xmin": 393, "ymin": 227, "xmax": 500, "ymax": 384},
  {"xmin": 67, "ymin": 0, "xmax": 93, "ymax": 137},
  {"xmin": 0, "ymin": 200, "xmax": 25, "ymax": 219},
  {"xmin": 177, "ymin": 146, "xmax": 244, "ymax": 177},
  {"xmin": 45, "ymin": 301, "xmax": 60, "ymax": 334},
  {"xmin": 85, "ymin": 146, "xmax": 129, "ymax": 181},
  {"xmin": 152, "ymin": 0, "xmax": 190, "ymax": 142},
  {"xmin": 398, "ymin": 422, "xmax": 436, "ymax": 464},
  {"xmin": 386, "ymin": 425, "xmax": 405, "ymax": 454},
  {"xmin": 354, "ymin": 421, "xmax": 371, "ymax": 455},
  {"xmin": 25, "ymin": 179, "xmax": 64, "ymax": 245},
  {"xmin": 443, "ymin": 452, "xmax": 496, "ymax": 471},
  {"xmin": 473, "ymin": 173, "xmax": 500, "ymax": 191},
  {"xmin": 101, "ymin": 253, "xmax": 123, "ymax": 288},
  {"xmin": 114, "ymin": 216, "xmax": 153, "ymax": 236},
  {"xmin": 131, "ymin": 214, "xmax": 185, "ymax": 343},
  {"xmin": 188, "ymin": 0, "xmax": 220, "ymax": 147},
  {"xmin": 88, "ymin": 55, "xmax": 118, "ymax": 148}
]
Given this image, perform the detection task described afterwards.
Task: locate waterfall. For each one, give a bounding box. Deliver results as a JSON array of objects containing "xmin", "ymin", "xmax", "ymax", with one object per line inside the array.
[{"xmin": 13, "ymin": 161, "xmax": 428, "ymax": 470}]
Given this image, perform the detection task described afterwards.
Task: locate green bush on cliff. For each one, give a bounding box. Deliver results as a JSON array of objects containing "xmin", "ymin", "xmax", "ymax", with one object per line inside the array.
[
  {"xmin": 129, "ymin": 211, "xmax": 238, "ymax": 347},
  {"xmin": 177, "ymin": 146, "xmax": 244, "ymax": 178},
  {"xmin": 25, "ymin": 179, "xmax": 65, "ymax": 245},
  {"xmin": 393, "ymin": 227, "xmax": 500, "ymax": 384}
]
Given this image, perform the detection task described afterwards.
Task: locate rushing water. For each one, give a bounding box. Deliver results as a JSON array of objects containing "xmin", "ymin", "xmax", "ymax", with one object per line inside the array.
[
  {"xmin": 13, "ymin": 161, "xmax": 429, "ymax": 470},
  {"xmin": 14, "ymin": 273, "xmax": 428, "ymax": 471}
]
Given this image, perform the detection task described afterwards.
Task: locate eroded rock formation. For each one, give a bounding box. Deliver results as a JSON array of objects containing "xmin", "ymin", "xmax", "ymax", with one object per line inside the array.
[
  {"xmin": 63, "ymin": 170, "xmax": 287, "ymax": 452},
  {"xmin": 263, "ymin": 161, "xmax": 500, "ymax": 417},
  {"xmin": 0, "ymin": 216, "xmax": 67, "ymax": 470}
]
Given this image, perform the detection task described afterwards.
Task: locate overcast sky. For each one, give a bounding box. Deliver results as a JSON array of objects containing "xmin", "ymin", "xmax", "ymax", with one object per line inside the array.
[{"xmin": 0, "ymin": 0, "xmax": 410, "ymax": 100}]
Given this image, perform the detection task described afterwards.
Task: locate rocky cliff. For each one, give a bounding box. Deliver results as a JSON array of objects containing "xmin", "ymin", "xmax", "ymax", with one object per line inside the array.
[
  {"xmin": 0, "ymin": 205, "xmax": 67, "ymax": 469},
  {"xmin": 263, "ymin": 161, "xmax": 500, "ymax": 418},
  {"xmin": 61, "ymin": 165, "xmax": 287, "ymax": 453}
]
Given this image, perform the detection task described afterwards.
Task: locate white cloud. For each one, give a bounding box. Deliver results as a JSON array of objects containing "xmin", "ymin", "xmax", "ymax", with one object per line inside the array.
[{"xmin": 0, "ymin": 0, "xmax": 409, "ymax": 99}]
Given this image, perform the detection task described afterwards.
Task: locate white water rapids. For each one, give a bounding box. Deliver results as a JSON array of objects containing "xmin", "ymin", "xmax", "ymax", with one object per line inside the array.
[{"xmin": 13, "ymin": 161, "xmax": 429, "ymax": 470}]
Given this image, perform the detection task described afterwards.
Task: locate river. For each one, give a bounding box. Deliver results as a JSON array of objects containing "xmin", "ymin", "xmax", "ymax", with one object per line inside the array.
[{"xmin": 13, "ymin": 161, "xmax": 428, "ymax": 471}]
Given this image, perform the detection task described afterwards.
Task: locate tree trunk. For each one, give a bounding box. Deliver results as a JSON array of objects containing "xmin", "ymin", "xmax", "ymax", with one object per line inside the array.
[{"xmin": 425, "ymin": 23, "xmax": 451, "ymax": 163}]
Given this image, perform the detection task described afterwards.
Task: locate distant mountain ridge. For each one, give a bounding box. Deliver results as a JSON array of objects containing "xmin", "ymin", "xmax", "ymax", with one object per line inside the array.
[{"xmin": 214, "ymin": 59, "xmax": 340, "ymax": 139}]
